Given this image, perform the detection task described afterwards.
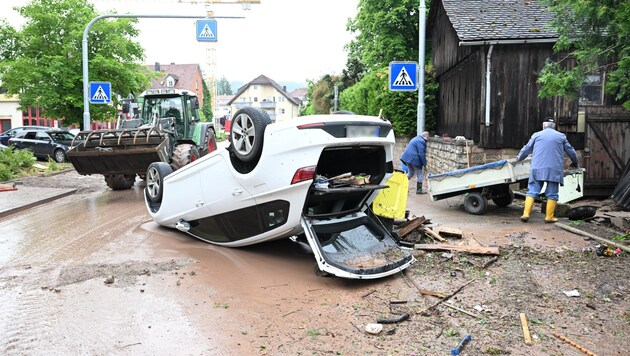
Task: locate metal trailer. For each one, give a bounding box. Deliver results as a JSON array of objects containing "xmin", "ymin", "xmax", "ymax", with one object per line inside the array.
[{"xmin": 427, "ymin": 158, "xmax": 584, "ymax": 215}]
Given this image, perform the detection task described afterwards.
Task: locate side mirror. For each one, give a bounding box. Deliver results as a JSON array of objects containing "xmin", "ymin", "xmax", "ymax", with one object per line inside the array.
[
  {"xmin": 190, "ymin": 97, "xmax": 199, "ymax": 110},
  {"xmin": 122, "ymin": 101, "xmax": 130, "ymax": 113}
]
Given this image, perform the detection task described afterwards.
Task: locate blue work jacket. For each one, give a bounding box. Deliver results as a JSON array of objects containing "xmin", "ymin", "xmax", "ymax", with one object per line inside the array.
[
  {"xmin": 517, "ymin": 127, "xmax": 578, "ymax": 183},
  {"xmin": 400, "ymin": 135, "xmax": 427, "ymax": 168}
]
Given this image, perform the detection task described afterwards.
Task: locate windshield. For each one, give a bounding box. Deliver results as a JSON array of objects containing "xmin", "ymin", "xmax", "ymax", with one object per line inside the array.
[
  {"xmin": 141, "ymin": 96, "xmax": 184, "ymax": 124},
  {"xmin": 49, "ymin": 132, "xmax": 76, "ymax": 141}
]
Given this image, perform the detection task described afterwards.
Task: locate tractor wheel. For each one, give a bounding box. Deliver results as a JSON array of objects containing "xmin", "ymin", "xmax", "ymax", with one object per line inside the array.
[
  {"xmin": 104, "ymin": 174, "xmax": 136, "ymax": 190},
  {"xmin": 205, "ymin": 127, "xmax": 217, "ymax": 155},
  {"xmin": 171, "ymin": 143, "xmax": 200, "ymax": 170},
  {"xmin": 464, "ymin": 192, "xmax": 488, "ymax": 215},
  {"xmin": 146, "ymin": 162, "xmax": 173, "ymax": 204},
  {"xmin": 230, "ymin": 107, "xmax": 271, "ymax": 162},
  {"xmin": 492, "ymin": 188, "xmax": 514, "ymax": 207}
]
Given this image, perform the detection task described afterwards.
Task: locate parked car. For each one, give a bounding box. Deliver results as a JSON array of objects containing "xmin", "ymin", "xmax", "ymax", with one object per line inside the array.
[
  {"xmin": 0, "ymin": 125, "xmax": 49, "ymax": 146},
  {"xmin": 8, "ymin": 129, "xmax": 79, "ymax": 163},
  {"xmin": 144, "ymin": 107, "xmax": 415, "ymax": 279}
]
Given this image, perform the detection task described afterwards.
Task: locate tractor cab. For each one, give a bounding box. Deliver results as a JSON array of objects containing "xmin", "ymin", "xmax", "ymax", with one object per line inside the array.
[{"xmin": 137, "ymin": 89, "xmax": 201, "ymax": 141}]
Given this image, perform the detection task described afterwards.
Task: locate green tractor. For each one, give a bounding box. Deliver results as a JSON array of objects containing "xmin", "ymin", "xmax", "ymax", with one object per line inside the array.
[{"xmin": 67, "ymin": 89, "xmax": 217, "ymax": 190}]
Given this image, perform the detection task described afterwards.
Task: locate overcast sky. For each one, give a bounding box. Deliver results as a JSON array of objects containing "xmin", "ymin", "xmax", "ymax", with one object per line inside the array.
[{"xmin": 0, "ymin": 0, "xmax": 359, "ymax": 84}]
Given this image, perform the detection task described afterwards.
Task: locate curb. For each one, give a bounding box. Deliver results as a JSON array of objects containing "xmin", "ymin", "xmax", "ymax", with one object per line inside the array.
[{"xmin": 0, "ymin": 188, "xmax": 77, "ymax": 219}]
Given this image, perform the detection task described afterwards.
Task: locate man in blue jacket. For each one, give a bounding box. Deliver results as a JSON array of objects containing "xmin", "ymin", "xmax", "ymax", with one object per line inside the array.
[
  {"xmin": 516, "ymin": 118, "xmax": 579, "ymax": 223},
  {"xmin": 401, "ymin": 131, "xmax": 429, "ymax": 194}
]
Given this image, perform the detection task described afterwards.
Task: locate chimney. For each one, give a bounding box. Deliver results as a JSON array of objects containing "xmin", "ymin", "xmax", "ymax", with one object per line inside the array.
[
  {"xmin": 155, "ymin": 62, "xmax": 160, "ymax": 71},
  {"xmin": 283, "ymin": 85, "xmax": 287, "ymax": 92}
]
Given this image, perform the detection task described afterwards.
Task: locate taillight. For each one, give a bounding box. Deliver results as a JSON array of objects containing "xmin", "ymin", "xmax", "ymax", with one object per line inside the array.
[
  {"xmin": 291, "ymin": 166, "xmax": 316, "ymax": 184},
  {"xmin": 297, "ymin": 123, "xmax": 325, "ymax": 129}
]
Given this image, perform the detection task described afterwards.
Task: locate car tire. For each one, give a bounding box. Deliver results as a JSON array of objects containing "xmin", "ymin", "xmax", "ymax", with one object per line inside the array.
[
  {"xmin": 53, "ymin": 149, "xmax": 66, "ymax": 163},
  {"xmin": 464, "ymin": 192, "xmax": 488, "ymax": 215},
  {"xmin": 492, "ymin": 189, "xmax": 514, "ymax": 207},
  {"xmin": 104, "ymin": 174, "xmax": 136, "ymax": 190},
  {"xmin": 230, "ymin": 107, "xmax": 271, "ymax": 162},
  {"xmin": 146, "ymin": 162, "xmax": 173, "ymax": 204},
  {"xmin": 171, "ymin": 143, "xmax": 200, "ymax": 170}
]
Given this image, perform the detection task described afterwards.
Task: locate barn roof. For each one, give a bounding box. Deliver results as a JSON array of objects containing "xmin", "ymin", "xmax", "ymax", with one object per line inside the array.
[{"xmin": 441, "ymin": 0, "xmax": 558, "ymax": 44}]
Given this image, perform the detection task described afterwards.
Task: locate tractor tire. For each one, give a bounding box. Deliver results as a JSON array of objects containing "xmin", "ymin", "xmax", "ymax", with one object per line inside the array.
[
  {"xmin": 205, "ymin": 127, "xmax": 217, "ymax": 155},
  {"xmin": 171, "ymin": 143, "xmax": 200, "ymax": 170},
  {"xmin": 230, "ymin": 107, "xmax": 271, "ymax": 162},
  {"xmin": 464, "ymin": 192, "xmax": 488, "ymax": 215},
  {"xmin": 104, "ymin": 174, "xmax": 136, "ymax": 190},
  {"xmin": 146, "ymin": 162, "xmax": 173, "ymax": 204}
]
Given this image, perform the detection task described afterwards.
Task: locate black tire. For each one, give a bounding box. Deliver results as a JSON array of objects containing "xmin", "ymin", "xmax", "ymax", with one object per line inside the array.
[
  {"xmin": 205, "ymin": 127, "xmax": 217, "ymax": 155},
  {"xmin": 230, "ymin": 107, "xmax": 271, "ymax": 162},
  {"xmin": 171, "ymin": 143, "xmax": 200, "ymax": 170},
  {"xmin": 464, "ymin": 192, "xmax": 488, "ymax": 215},
  {"xmin": 146, "ymin": 162, "xmax": 173, "ymax": 204},
  {"xmin": 53, "ymin": 149, "xmax": 66, "ymax": 163},
  {"xmin": 104, "ymin": 174, "xmax": 136, "ymax": 190},
  {"xmin": 492, "ymin": 189, "xmax": 514, "ymax": 207}
]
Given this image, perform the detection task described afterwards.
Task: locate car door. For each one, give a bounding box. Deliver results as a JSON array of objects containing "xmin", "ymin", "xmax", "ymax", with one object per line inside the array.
[
  {"xmin": 300, "ymin": 213, "xmax": 415, "ymax": 279},
  {"xmin": 13, "ymin": 131, "xmax": 38, "ymax": 153},
  {"xmin": 34, "ymin": 131, "xmax": 52, "ymax": 158}
]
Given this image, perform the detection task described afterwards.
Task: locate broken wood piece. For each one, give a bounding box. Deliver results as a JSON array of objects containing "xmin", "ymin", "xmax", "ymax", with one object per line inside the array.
[
  {"xmin": 0, "ymin": 183, "xmax": 18, "ymax": 192},
  {"xmin": 413, "ymin": 243, "xmax": 500, "ymax": 255},
  {"xmin": 520, "ymin": 313, "xmax": 532, "ymax": 345},
  {"xmin": 481, "ymin": 256, "xmax": 499, "ymax": 269},
  {"xmin": 435, "ymin": 226, "xmax": 463, "ymax": 238},
  {"xmin": 397, "ymin": 216, "xmax": 427, "ymax": 238},
  {"xmin": 556, "ymin": 222, "xmax": 630, "ymax": 254},
  {"xmin": 444, "ymin": 303, "xmax": 481, "ymax": 318},
  {"xmin": 422, "ymin": 227, "xmax": 447, "ymax": 242},
  {"xmin": 419, "ymin": 289, "xmax": 446, "ymax": 299},
  {"xmin": 419, "ymin": 278, "xmax": 477, "ymax": 316},
  {"xmin": 552, "ymin": 332, "xmax": 598, "ymax": 356}
]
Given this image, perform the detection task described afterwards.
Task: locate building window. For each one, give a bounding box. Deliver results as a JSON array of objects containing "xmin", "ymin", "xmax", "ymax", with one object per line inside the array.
[
  {"xmin": 254, "ymin": 97, "xmax": 258, "ymax": 102},
  {"xmin": 253, "ymin": 85, "xmax": 258, "ymax": 90},
  {"xmin": 579, "ymin": 73, "xmax": 604, "ymax": 105},
  {"xmin": 166, "ymin": 77, "xmax": 175, "ymax": 87},
  {"xmin": 279, "ymin": 108, "xmax": 285, "ymax": 114},
  {"xmin": 279, "ymin": 96, "xmax": 285, "ymax": 102}
]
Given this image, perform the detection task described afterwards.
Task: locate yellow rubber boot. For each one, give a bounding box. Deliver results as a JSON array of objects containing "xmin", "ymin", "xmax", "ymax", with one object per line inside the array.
[
  {"xmin": 545, "ymin": 200, "xmax": 558, "ymax": 223},
  {"xmin": 520, "ymin": 196, "xmax": 535, "ymax": 222}
]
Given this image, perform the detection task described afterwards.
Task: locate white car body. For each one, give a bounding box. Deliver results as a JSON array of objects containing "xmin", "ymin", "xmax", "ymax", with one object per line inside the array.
[{"xmin": 145, "ymin": 110, "xmax": 415, "ymax": 279}]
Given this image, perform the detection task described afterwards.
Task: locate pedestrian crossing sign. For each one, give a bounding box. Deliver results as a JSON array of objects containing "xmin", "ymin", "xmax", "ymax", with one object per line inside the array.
[
  {"xmin": 196, "ymin": 20, "xmax": 217, "ymax": 42},
  {"xmin": 89, "ymin": 82, "xmax": 111, "ymax": 104},
  {"xmin": 389, "ymin": 62, "xmax": 418, "ymax": 91}
]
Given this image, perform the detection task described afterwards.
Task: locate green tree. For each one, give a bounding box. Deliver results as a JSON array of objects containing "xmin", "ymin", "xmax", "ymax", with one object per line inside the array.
[
  {"xmin": 201, "ymin": 79, "xmax": 213, "ymax": 121},
  {"xmin": 0, "ymin": 0, "xmax": 150, "ymax": 127},
  {"xmin": 304, "ymin": 74, "xmax": 340, "ymax": 115},
  {"xmin": 538, "ymin": 0, "xmax": 630, "ymax": 110},
  {"xmin": 216, "ymin": 76, "xmax": 233, "ymax": 95}
]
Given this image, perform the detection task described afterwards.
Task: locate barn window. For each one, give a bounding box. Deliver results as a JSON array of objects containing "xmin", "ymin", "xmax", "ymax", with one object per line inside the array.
[{"xmin": 579, "ymin": 73, "xmax": 604, "ymax": 105}]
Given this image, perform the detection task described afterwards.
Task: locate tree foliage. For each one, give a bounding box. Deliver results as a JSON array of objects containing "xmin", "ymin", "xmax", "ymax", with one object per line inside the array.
[
  {"xmin": 201, "ymin": 78, "xmax": 212, "ymax": 121},
  {"xmin": 216, "ymin": 76, "xmax": 233, "ymax": 95},
  {"xmin": 539, "ymin": 0, "xmax": 630, "ymax": 110},
  {"xmin": 304, "ymin": 74, "xmax": 340, "ymax": 115},
  {"xmin": 0, "ymin": 0, "xmax": 150, "ymax": 127}
]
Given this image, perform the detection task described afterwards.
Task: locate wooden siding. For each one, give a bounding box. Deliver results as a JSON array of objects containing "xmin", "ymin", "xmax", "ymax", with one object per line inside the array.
[{"xmin": 431, "ymin": 4, "xmax": 473, "ymax": 77}]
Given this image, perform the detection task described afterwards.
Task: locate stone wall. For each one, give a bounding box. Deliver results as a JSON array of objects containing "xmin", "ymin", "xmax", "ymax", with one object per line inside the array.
[{"xmin": 394, "ymin": 136, "xmax": 520, "ymax": 175}]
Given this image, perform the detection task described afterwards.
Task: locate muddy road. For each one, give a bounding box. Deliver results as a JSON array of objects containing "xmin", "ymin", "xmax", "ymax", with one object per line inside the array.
[{"xmin": 1, "ymin": 171, "xmax": 628, "ymax": 355}]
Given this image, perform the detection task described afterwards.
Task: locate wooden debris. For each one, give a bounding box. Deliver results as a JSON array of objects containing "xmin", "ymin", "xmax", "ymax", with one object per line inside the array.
[
  {"xmin": 519, "ymin": 313, "xmax": 532, "ymax": 345},
  {"xmin": 481, "ymin": 256, "xmax": 499, "ymax": 269},
  {"xmin": 422, "ymin": 227, "xmax": 447, "ymax": 242},
  {"xmin": 419, "ymin": 278, "xmax": 477, "ymax": 316},
  {"xmin": 414, "ymin": 243, "xmax": 500, "ymax": 255},
  {"xmin": 419, "ymin": 289, "xmax": 447, "ymax": 299},
  {"xmin": 556, "ymin": 222, "xmax": 630, "ymax": 253},
  {"xmin": 552, "ymin": 332, "xmax": 598, "ymax": 356},
  {"xmin": 444, "ymin": 303, "xmax": 481, "ymax": 319},
  {"xmin": 397, "ymin": 216, "xmax": 427, "ymax": 238},
  {"xmin": 435, "ymin": 226, "xmax": 463, "ymax": 238},
  {"xmin": 377, "ymin": 312, "xmax": 410, "ymax": 324},
  {"xmin": 0, "ymin": 183, "xmax": 17, "ymax": 192}
]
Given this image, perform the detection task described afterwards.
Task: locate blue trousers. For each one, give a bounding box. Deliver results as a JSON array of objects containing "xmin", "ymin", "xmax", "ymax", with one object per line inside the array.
[
  {"xmin": 406, "ymin": 165, "xmax": 424, "ymax": 184},
  {"xmin": 526, "ymin": 180, "xmax": 559, "ymax": 201}
]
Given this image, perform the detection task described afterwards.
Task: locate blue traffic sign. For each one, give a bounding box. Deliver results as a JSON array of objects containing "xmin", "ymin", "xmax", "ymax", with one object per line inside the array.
[
  {"xmin": 89, "ymin": 82, "xmax": 111, "ymax": 104},
  {"xmin": 389, "ymin": 62, "xmax": 418, "ymax": 91},
  {"xmin": 196, "ymin": 20, "xmax": 217, "ymax": 42}
]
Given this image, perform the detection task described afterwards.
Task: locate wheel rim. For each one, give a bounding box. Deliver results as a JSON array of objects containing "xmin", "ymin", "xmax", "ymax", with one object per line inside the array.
[
  {"xmin": 146, "ymin": 166, "xmax": 160, "ymax": 199},
  {"xmin": 232, "ymin": 113, "xmax": 255, "ymax": 156},
  {"xmin": 55, "ymin": 150, "xmax": 65, "ymax": 163}
]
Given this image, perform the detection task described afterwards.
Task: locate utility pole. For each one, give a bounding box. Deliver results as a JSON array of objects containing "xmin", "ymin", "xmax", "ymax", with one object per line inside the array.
[{"xmin": 417, "ymin": 0, "xmax": 426, "ymax": 135}]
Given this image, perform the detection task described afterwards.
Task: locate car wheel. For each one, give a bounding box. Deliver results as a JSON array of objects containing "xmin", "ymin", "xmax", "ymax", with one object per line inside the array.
[
  {"xmin": 146, "ymin": 162, "xmax": 173, "ymax": 204},
  {"xmin": 171, "ymin": 143, "xmax": 200, "ymax": 170},
  {"xmin": 53, "ymin": 149, "xmax": 66, "ymax": 163},
  {"xmin": 230, "ymin": 107, "xmax": 271, "ymax": 162},
  {"xmin": 464, "ymin": 192, "xmax": 488, "ymax": 215},
  {"xmin": 492, "ymin": 189, "xmax": 514, "ymax": 207},
  {"xmin": 104, "ymin": 174, "xmax": 136, "ymax": 190}
]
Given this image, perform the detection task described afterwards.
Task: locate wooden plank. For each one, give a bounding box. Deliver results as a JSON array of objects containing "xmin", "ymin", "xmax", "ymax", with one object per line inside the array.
[
  {"xmin": 435, "ymin": 226, "xmax": 463, "ymax": 238},
  {"xmin": 520, "ymin": 313, "xmax": 532, "ymax": 345},
  {"xmin": 397, "ymin": 216, "xmax": 426, "ymax": 238},
  {"xmin": 588, "ymin": 120, "xmax": 624, "ymax": 172},
  {"xmin": 422, "ymin": 227, "xmax": 447, "ymax": 242},
  {"xmin": 413, "ymin": 243, "xmax": 499, "ymax": 255}
]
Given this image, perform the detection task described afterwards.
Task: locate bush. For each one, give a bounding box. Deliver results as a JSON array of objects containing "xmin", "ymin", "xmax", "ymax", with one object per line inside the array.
[{"xmin": 0, "ymin": 147, "xmax": 37, "ymax": 181}]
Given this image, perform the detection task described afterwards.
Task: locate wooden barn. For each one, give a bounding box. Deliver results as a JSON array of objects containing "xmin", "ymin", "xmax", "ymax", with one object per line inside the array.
[{"xmin": 427, "ymin": 0, "xmax": 630, "ymax": 196}]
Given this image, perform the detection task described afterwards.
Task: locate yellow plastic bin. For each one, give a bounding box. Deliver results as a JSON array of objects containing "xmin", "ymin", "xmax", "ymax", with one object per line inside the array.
[{"xmin": 372, "ymin": 171, "xmax": 409, "ymax": 219}]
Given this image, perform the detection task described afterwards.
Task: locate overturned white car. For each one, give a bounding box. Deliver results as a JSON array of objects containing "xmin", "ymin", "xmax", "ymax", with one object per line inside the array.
[{"xmin": 144, "ymin": 107, "xmax": 414, "ymax": 279}]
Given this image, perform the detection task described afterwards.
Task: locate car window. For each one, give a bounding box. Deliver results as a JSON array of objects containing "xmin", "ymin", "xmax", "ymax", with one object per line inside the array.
[
  {"xmin": 24, "ymin": 132, "xmax": 37, "ymax": 140},
  {"xmin": 50, "ymin": 132, "xmax": 75, "ymax": 141},
  {"xmin": 36, "ymin": 132, "xmax": 51, "ymax": 141}
]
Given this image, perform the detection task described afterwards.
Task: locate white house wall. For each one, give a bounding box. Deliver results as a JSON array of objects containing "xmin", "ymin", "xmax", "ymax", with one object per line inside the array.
[{"xmin": 230, "ymin": 84, "xmax": 299, "ymax": 122}]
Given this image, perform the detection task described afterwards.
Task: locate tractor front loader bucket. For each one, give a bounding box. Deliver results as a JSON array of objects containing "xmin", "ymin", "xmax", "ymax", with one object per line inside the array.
[{"xmin": 67, "ymin": 127, "xmax": 170, "ymax": 175}]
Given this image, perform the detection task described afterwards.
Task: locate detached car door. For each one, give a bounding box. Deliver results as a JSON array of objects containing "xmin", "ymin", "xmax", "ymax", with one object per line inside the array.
[{"xmin": 300, "ymin": 213, "xmax": 415, "ymax": 279}]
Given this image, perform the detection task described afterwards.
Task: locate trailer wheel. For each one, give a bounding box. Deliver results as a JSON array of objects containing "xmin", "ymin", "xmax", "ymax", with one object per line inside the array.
[
  {"xmin": 492, "ymin": 189, "xmax": 514, "ymax": 207},
  {"xmin": 464, "ymin": 192, "xmax": 487, "ymax": 215},
  {"xmin": 230, "ymin": 107, "xmax": 271, "ymax": 162},
  {"xmin": 171, "ymin": 143, "xmax": 200, "ymax": 170},
  {"xmin": 104, "ymin": 174, "xmax": 135, "ymax": 190},
  {"xmin": 146, "ymin": 162, "xmax": 173, "ymax": 204}
]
